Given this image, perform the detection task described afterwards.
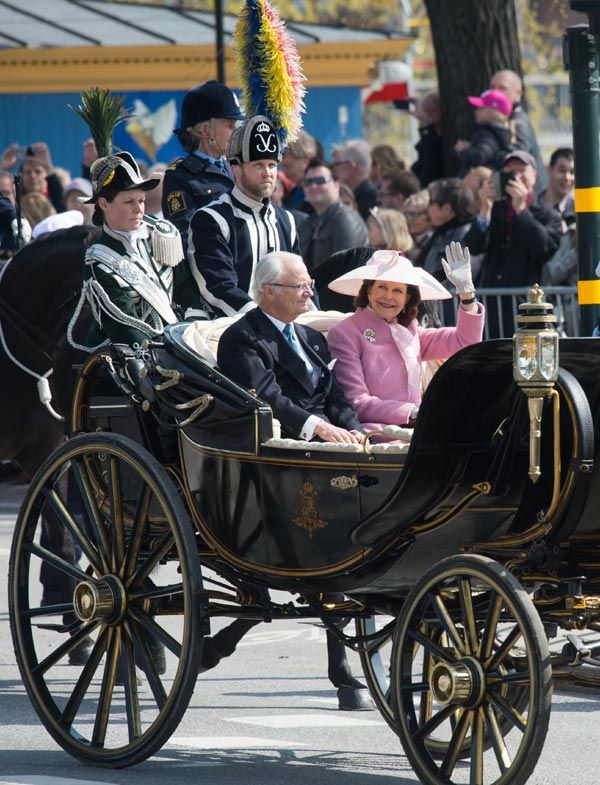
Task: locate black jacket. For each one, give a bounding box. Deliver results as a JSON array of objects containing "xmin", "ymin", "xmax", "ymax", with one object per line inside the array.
[
  {"xmin": 217, "ymin": 307, "xmax": 361, "ymax": 439},
  {"xmin": 183, "ymin": 187, "xmax": 299, "ymax": 319},
  {"xmin": 458, "ymin": 123, "xmax": 513, "ymax": 173},
  {"xmin": 465, "ymin": 200, "xmax": 562, "ymax": 289},
  {"xmin": 162, "ymin": 154, "xmax": 234, "ymax": 252},
  {"xmin": 354, "ymin": 178, "xmax": 378, "ymax": 223},
  {"xmin": 0, "ymin": 193, "xmax": 17, "ymax": 252},
  {"xmin": 299, "ymin": 200, "xmax": 367, "ymax": 274},
  {"xmin": 411, "ymin": 124, "xmax": 444, "ymax": 188}
]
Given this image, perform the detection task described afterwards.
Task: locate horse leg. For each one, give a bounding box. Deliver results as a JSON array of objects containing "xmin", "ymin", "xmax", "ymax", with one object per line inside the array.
[{"xmin": 324, "ymin": 594, "xmax": 375, "ymax": 711}]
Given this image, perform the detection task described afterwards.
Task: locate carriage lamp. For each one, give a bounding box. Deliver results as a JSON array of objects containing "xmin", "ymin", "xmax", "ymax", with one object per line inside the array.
[{"xmin": 513, "ymin": 284, "xmax": 559, "ymax": 483}]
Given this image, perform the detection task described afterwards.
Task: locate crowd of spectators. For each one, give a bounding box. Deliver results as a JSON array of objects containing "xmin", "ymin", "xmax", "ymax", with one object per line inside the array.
[{"xmin": 0, "ymin": 67, "xmax": 578, "ymax": 336}]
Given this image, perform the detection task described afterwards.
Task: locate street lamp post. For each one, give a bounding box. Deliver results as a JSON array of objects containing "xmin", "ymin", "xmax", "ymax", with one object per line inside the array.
[
  {"xmin": 215, "ymin": 0, "xmax": 226, "ymax": 83},
  {"xmin": 565, "ymin": 1, "xmax": 600, "ymax": 335}
]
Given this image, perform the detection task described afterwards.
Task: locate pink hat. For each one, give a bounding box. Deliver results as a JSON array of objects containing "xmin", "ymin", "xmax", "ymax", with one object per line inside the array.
[
  {"xmin": 467, "ymin": 89, "xmax": 512, "ymax": 118},
  {"xmin": 328, "ymin": 250, "xmax": 451, "ymax": 301}
]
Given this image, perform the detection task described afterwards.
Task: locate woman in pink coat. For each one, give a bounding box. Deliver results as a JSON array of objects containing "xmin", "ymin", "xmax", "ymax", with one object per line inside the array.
[{"xmin": 327, "ymin": 244, "xmax": 484, "ymax": 432}]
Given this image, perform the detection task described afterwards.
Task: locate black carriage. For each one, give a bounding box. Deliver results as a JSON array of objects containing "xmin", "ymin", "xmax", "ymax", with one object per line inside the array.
[{"xmin": 8, "ymin": 292, "xmax": 600, "ymax": 785}]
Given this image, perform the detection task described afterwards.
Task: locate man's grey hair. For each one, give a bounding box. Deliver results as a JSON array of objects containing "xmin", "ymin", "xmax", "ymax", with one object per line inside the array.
[
  {"xmin": 332, "ymin": 139, "xmax": 372, "ymax": 171},
  {"xmin": 251, "ymin": 251, "xmax": 305, "ymax": 303}
]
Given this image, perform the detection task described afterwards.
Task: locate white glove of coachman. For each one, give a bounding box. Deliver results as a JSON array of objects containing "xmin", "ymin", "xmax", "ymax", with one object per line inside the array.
[{"xmin": 441, "ymin": 241, "xmax": 475, "ymax": 295}]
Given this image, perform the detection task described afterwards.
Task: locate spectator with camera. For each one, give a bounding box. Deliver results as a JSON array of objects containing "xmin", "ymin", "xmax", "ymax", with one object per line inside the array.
[{"xmin": 465, "ymin": 150, "xmax": 562, "ymax": 335}]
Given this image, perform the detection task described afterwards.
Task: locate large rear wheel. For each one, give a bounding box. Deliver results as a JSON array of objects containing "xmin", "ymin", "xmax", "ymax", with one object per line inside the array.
[
  {"xmin": 391, "ymin": 555, "xmax": 552, "ymax": 785},
  {"xmin": 9, "ymin": 432, "xmax": 204, "ymax": 767}
]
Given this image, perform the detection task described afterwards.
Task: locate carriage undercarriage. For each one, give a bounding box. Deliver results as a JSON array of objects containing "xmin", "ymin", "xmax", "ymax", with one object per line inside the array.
[{"xmin": 8, "ymin": 322, "xmax": 600, "ymax": 785}]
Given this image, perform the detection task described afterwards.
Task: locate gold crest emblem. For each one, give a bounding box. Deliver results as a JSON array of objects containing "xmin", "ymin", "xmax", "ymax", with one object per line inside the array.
[
  {"xmin": 166, "ymin": 191, "xmax": 186, "ymax": 216},
  {"xmin": 292, "ymin": 482, "xmax": 326, "ymax": 538}
]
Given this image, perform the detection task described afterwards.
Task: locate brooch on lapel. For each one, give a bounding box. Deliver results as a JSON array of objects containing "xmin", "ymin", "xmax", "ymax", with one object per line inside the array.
[
  {"xmin": 363, "ymin": 328, "xmax": 376, "ymax": 344},
  {"xmin": 313, "ymin": 344, "xmax": 319, "ymax": 351}
]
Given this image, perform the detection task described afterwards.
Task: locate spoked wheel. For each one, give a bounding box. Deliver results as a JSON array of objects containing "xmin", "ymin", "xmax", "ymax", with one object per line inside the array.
[
  {"xmin": 391, "ymin": 555, "xmax": 552, "ymax": 785},
  {"xmin": 9, "ymin": 432, "xmax": 204, "ymax": 767},
  {"xmin": 357, "ymin": 615, "xmax": 523, "ymax": 760},
  {"xmin": 357, "ymin": 614, "xmax": 397, "ymax": 730}
]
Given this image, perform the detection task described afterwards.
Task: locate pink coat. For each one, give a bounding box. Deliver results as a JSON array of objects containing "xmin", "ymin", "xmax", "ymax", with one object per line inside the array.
[{"xmin": 327, "ymin": 305, "xmax": 485, "ymax": 430}]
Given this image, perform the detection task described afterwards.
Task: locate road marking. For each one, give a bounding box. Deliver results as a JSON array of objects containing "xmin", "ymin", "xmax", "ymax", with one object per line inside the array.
[
  {"xmin": 166, "ymin": 735, "xmax": 306, "ymax": 749},
  {"xmin": 226, "ymin": 713, "xmax": 385, "ymax": 728}
]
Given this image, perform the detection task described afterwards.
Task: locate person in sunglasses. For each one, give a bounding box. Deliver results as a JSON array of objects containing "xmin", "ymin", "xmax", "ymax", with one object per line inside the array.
[
  {"xmin": 218, "ymin": 251, "xmax": 363, "ymax": 443},
  {"xmin": 298, "ymin": 160, "xmax": 367, "ymax": 275}
]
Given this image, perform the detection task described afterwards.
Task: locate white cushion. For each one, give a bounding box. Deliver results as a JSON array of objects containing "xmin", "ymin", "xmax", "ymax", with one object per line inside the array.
[
  {"xmin": 181, "ymin": 315, "xmax": 242, "ymax": 366},
  {"xmin": 295, "ymin": 309, "xmax": 349, "ymax": 336},
  {"xmin": 262, "ymin": 437, "xmax": 409, "ymax": 454}
]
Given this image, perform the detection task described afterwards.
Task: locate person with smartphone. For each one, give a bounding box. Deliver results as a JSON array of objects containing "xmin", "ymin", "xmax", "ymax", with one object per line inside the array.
[{"xmin": 464, "ymin": 150, "xmax": 562, "ymax": 336}]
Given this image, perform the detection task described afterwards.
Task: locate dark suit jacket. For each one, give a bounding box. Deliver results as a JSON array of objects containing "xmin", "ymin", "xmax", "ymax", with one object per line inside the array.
[{"xmin": 217, "ymin": 308, "xmax": 361, "ymax": 439}]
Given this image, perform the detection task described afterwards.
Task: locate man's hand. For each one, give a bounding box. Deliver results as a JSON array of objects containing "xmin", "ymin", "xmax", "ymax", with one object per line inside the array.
[
  {"xmin": 454, "ymin": 139, "xmax": 469, "ymax": 153},
  {"xmin": 505, "ymin": 176, "xmax": 529, "ymax": 213},
  {"xmin": 314, "ymin": 421, "xmax": 364, "ymax": 444},
  {"xmin": 29, "ymin": 142, "xmax": 53, "ymax": 172},
  {"xmin": 1, "ymin": 143, "xmax": 20, "ymax": 170},
  {"xmin": 477, "ymin": 178, "xmax": 495, "ymax": 220}
]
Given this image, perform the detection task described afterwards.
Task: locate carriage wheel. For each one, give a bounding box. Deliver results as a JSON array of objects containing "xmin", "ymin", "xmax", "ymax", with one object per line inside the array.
[
  {"xmin": 391, "ymin": 555, "xmax": 551, "ymax": 785},
  {"xmin": 9, "ymin": 432, "xmax": 204, "ymax": 767},
  {"xmin": 358, "ymin": 614, "xmax": 529, "ymax": 762}
]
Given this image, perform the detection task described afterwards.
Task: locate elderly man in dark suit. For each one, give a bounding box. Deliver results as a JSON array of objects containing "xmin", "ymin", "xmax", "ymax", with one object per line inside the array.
[{"xmin": 217, "ymin": 251, "xmax": 364, "ymax": 444}]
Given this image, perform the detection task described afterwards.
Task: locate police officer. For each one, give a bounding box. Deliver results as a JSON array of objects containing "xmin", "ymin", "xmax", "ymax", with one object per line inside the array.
[{"xmin": 162, "ymin": 81, "xmax": 244, "ymax": 251}]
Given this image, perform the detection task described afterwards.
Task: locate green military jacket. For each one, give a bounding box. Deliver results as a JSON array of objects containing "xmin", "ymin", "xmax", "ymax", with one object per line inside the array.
[{"xmin": 85, "ymin": 217, "xmax": 183, "ymax": 348}]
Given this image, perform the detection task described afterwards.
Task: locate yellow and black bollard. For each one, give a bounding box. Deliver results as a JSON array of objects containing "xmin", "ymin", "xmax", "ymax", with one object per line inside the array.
[{"xmin": 565, "ymin": 2, "xmax": 600, "ymax": 334}]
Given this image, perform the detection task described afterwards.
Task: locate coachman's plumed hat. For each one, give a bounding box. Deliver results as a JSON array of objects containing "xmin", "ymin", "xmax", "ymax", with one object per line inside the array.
[
  {"xmin": 227, "ymin": 115, "xmax": 281, "ymax": 165},
  {"xmin": 85, "ymin": 151, "xmax": 161, "ymax": 203}
]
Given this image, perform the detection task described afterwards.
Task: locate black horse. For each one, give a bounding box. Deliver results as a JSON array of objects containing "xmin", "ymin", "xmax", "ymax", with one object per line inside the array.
[
  {"xmin": 0, "ymin": 226, "xmax": 371, "ymax": 707},
  {"xmin": 0, "ymin": 225, "xmax": 99, "ymax": 475}
]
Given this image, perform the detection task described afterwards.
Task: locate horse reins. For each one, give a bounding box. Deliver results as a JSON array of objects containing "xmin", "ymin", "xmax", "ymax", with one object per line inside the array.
[{"xmin": 0, "ymin": 260, "xmax": 64, "ymax": 420}]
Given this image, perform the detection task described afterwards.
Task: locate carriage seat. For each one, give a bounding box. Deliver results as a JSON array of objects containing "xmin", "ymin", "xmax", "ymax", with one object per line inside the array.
[{"xmin": 180, "ymin": 309, "xmax": 350, "ymax": 367}]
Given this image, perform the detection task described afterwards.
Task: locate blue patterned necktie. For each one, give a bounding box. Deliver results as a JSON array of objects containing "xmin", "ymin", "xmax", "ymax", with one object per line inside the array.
[{"xmin": 283, "ymin": 324, "xmax": 315, "ymax": 378}]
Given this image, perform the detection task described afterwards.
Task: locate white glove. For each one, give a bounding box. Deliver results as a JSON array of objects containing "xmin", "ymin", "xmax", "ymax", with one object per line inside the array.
[
  {"xmin": 441, "ymin": 241, "xmax": 474, "ymax": 295},
  {"xmin": 11, "ymin": 216, "xmax": 32, "ymax": 245}
]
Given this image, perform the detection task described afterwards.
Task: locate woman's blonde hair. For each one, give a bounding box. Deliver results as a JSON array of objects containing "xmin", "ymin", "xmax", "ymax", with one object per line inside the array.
[
  {"xmin": 21, "ymin": 192, "xmax": 56, "ymax": 228},
  {"xmin": 402, "ymin": 189, "xmax": 430, "ymax": 212},
  {"xmin": 369, "ymin": 207, "xmax": 414, "ymax": 255}
]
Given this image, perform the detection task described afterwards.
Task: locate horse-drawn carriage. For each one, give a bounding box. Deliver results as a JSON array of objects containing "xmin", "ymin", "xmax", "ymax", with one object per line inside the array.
[{"xmin": 7, "ymin": 290, "xmax": 600, "ymax": 785}]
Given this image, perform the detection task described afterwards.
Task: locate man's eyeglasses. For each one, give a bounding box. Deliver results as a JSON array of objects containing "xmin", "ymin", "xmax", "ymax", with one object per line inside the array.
[
  {"xmin": 270, "ymin": 279, "xmax": 315, "ymax": 292},
  {"xmin": 303, "ymin": 175, "xmax": 332, "ymax": 187}
]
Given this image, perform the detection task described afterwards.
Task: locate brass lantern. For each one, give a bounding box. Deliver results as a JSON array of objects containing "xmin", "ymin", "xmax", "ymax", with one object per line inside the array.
[{"xmin": 513, "ymin": 284, "xmax": 559, "ymax": 483}]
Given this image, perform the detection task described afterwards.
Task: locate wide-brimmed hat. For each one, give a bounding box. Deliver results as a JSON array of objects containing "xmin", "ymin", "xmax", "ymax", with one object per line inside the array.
[
  {"xmin": 84, "ymin": 151, "xmax": 161, "ymax": 203},
  {"xmin": 328, "ymin": 250, "xmax": 451, "ymax": 301}
]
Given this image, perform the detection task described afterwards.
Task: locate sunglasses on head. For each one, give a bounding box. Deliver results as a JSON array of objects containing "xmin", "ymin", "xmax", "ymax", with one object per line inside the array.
[{"xmin": 304, "ymin": 175, "xmax": 332, "ymax": 186}]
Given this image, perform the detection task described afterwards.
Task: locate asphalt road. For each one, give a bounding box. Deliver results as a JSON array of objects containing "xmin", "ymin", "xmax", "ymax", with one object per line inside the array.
[{"xmin": 1, "ymin": 479, "xmax": 600, "ymax": 785}]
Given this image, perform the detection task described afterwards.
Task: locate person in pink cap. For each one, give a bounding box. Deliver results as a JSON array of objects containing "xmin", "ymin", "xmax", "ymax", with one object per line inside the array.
[
  {"xmin": 327, "ymin": 244, "xmax": 484, "ymax": 432},
  {"xmin": 455, "ymin": 89, "xmax": 514, "ymax": 174}
]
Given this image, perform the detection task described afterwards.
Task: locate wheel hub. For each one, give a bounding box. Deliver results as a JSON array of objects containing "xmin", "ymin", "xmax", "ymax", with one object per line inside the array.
[
  {"xmin": 430, "ymin": 656, "xmax": 485, "ymax": 708},
  {"xmin": 73, "ymin": 576, "xmax": 126, "ymax": 625}
]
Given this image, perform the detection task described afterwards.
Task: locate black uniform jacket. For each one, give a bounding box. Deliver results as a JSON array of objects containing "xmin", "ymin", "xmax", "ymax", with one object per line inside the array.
[
  {"xmin": 162, "ymin": 153, "xmax": 234, "ymax": 251},
  {"xmin": 217, "ymin": 307, "xmax": 361, "ymax": 439}
]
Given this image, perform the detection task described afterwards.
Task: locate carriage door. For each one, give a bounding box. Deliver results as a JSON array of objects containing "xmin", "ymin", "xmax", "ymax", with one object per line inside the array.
[{"xmin": 257, "ymin": 453, "xmax": 363, "ymax": 572}]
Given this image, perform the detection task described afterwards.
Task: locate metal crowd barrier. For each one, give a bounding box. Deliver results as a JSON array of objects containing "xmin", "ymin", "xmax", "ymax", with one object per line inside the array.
[{"xmin": 438, "ymin": 286, "xmax": 580, "ymax": 338}]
